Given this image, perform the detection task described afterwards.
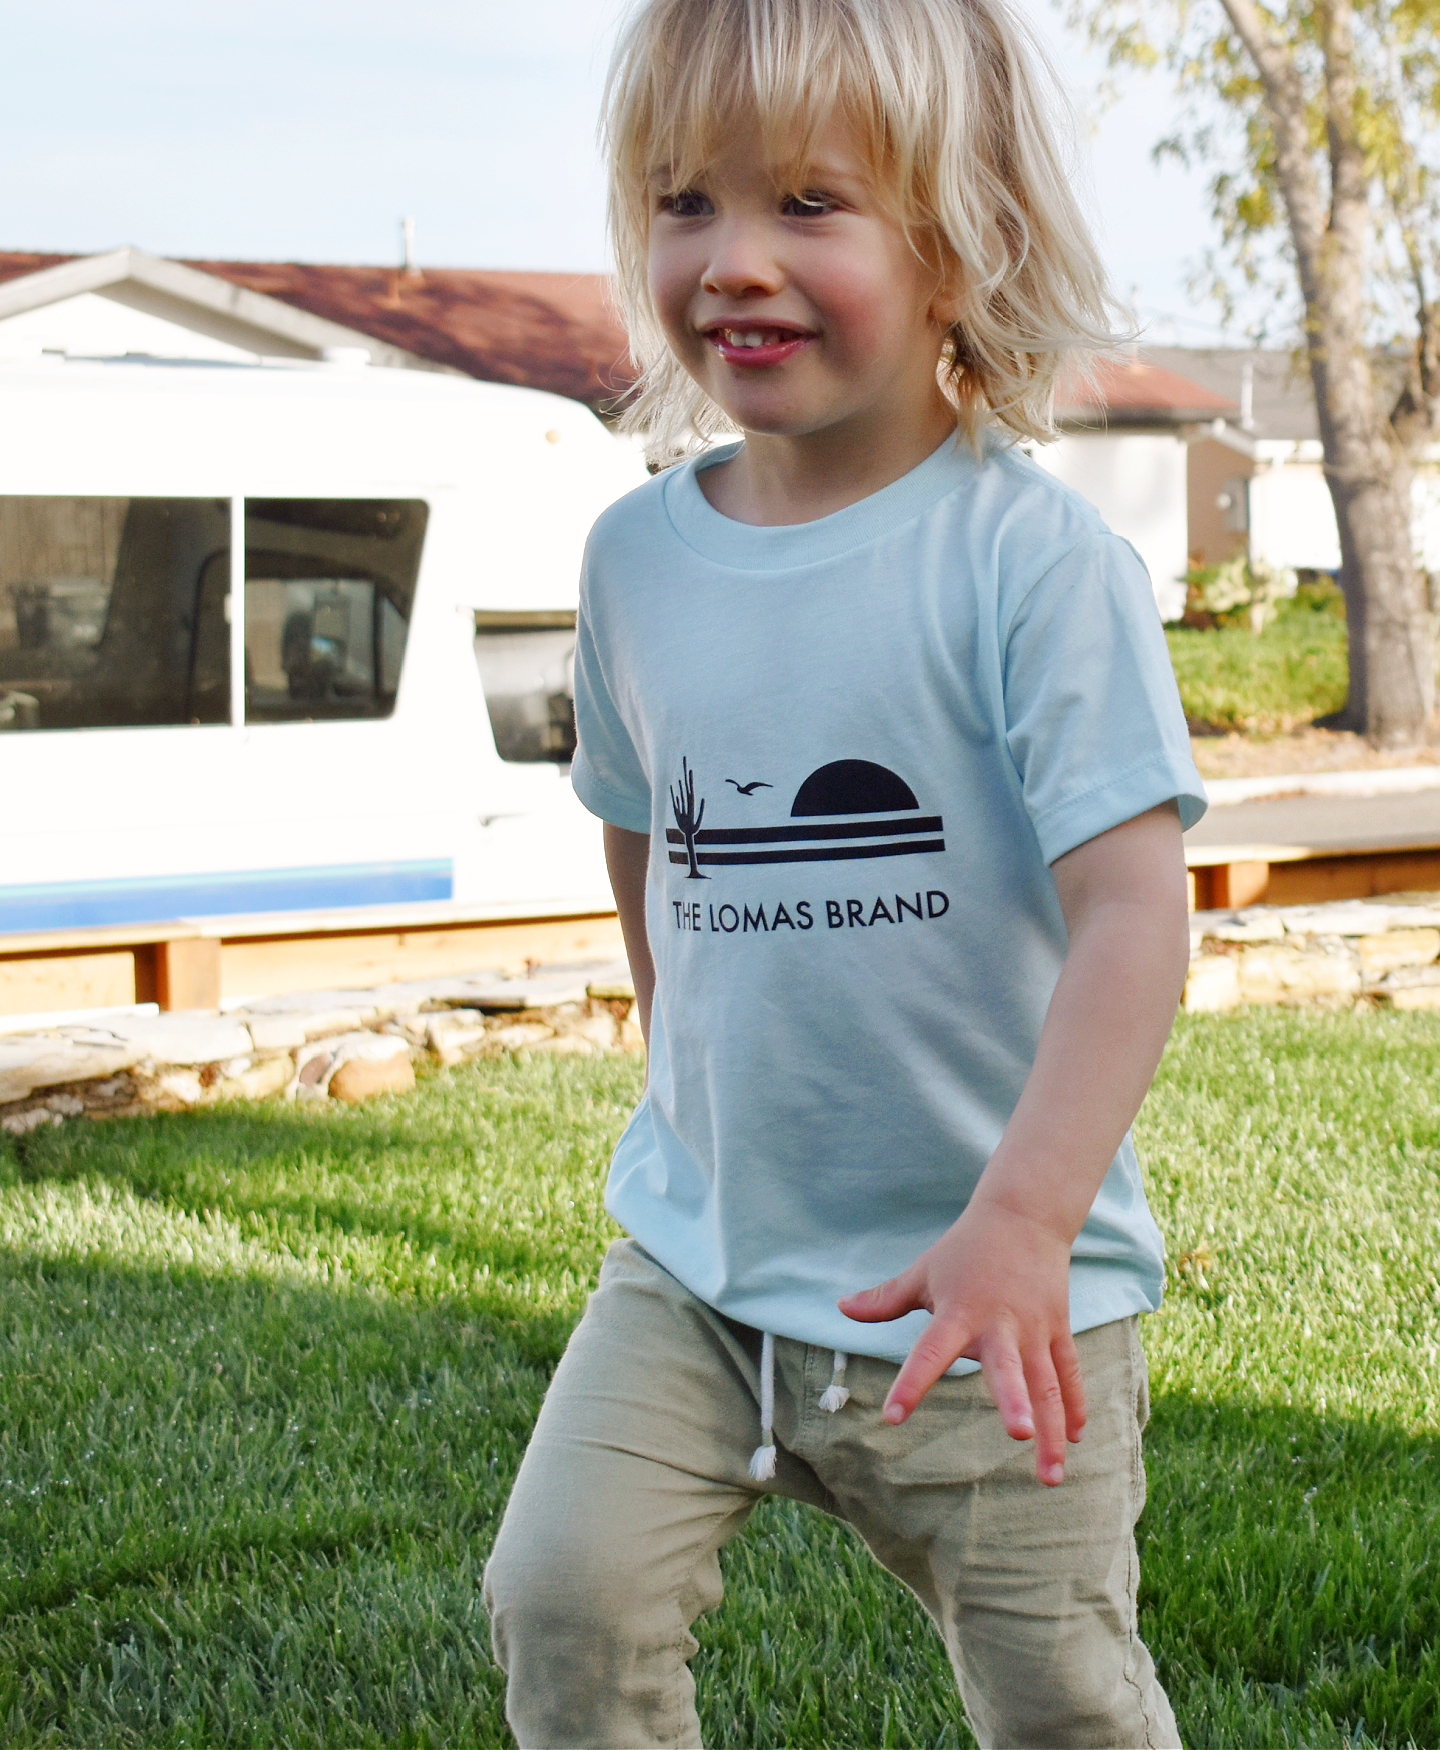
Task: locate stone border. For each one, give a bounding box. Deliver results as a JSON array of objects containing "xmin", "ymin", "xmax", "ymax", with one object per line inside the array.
[
  {"xmin": 0, "ymin": 961, "xmax": 641, "ymax": 1134},
  {"xmin": 1185, "ymin": 892, "xmax": 1440, "ymax": 1011},
  {"xmin": 9, "ymin": 891, "xmax": 1432, "ymax": 1136}
]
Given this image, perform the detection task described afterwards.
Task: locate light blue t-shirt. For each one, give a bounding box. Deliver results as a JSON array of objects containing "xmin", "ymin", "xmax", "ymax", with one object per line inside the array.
[{"xmin": 572, "ymin": 435, "xmax": 1205, "ymax": 1366}]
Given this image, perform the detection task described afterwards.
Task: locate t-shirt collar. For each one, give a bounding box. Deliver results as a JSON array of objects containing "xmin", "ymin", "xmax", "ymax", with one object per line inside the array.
[{"xmin": 662, "ymin": 431, "xmax": 983, "ymax": 572}]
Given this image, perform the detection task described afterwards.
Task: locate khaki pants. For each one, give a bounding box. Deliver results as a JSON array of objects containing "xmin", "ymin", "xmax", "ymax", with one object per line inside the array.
[{"xmin": 484, "ymin": 1240, "xmax": 1179, "ymax": 1750}]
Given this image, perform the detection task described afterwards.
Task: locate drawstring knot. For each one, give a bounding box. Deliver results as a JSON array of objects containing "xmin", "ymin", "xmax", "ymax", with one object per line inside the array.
[{"xmin": 819, "ymin": 1350, "xmax": 850, "ymax": 1412}]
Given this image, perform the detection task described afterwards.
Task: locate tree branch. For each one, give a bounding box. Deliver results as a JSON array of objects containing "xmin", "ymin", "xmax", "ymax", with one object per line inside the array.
[
  {"xmin": 1217, "ymin": 0, "xmax": 1328, "ymax": 270},
  {"xmin": 1322, "ymin": 1, "xmax": 1368, "ymax": 227}
]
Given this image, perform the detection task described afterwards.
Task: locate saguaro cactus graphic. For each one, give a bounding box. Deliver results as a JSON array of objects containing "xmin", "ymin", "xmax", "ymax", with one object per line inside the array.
[{"xmin": 670, "ymin": 758, "xmax": 708, "ymax": 879}]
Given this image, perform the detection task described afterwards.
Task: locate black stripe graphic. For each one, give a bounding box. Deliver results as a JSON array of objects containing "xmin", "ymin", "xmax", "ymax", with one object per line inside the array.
[
  {"xmin": 665, "ymin": 814, "xmax": 942, "ymax": 847},
  {"xmin": 669, "ymin": 838, "xmax": 945, "ymax": 867}
]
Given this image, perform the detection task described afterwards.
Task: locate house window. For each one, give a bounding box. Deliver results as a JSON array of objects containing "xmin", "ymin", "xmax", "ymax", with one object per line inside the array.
[
  {"xmin": 243, "ymin": 499, "xmax": 426, "ymax": 723},
  {"xmin": 0, "ymin": 496, "xmax": 231, "ymax": 731},
  {"xmin": 473, "ymin": 611, "xmax": 577, "ymax": 763}
]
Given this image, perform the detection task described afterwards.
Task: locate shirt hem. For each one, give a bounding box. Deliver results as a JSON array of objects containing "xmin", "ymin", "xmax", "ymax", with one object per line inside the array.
[
  {"xmin": 1031, "ymin": 751, "xmax": 1206, "ymax": 865},
  {"xmin": 571, "ymin": 755, "xmax": 651, "ymax": 835}
]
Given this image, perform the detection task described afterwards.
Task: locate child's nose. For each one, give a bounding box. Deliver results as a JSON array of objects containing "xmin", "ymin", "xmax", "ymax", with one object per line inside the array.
[{"xmin": 700, "ymin": 217, "xmax": 785, "ymax": 299}]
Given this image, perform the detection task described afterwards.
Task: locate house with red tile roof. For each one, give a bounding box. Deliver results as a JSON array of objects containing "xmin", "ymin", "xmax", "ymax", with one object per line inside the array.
[
  {"xmin": 24, "ymin": 247, "xmax": 1400, "ymax": 612},
  {"xmin": 1042, "ymin": 354, "xmax": 1238, "ymax": 618},
  {"xmin": 0, "ymin": 247, "xmax": 634, "ymax": 409}
]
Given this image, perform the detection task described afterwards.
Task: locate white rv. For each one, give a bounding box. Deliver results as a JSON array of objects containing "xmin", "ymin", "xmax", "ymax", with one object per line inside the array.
[{"xmin": 0, "ymin": 354, "xmax": 647, "ymax": 934}]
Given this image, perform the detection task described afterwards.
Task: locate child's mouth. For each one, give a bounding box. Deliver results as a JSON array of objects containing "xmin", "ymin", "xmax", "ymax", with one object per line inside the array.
[{"xmin": 707, "ymin": 326, "xmax": 813, "ymax": 366}]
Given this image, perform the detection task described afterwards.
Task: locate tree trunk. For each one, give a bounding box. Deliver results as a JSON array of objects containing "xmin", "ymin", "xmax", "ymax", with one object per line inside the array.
[{"xmin": 1221, "ymin": 0, "xmax": 1433, "ymax": 743}]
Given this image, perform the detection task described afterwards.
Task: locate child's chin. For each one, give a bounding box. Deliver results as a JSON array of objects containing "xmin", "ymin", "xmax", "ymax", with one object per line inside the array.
[{"xmin": 714, "ymin": 398, "xmax": 835, "ymax": 439}]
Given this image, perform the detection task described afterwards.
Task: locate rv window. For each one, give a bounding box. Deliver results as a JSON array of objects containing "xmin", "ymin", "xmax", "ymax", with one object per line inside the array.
[
  {"xmin": 243, "ymin": 500, "xmax": 426, "ymax": 723},
  {"xmin": 473, "ymin": 611, "xmax": 577, "ymax": 764},
  {"xmin": 0, "ymin": 496, "xmax": 230, "ymax": 731}
]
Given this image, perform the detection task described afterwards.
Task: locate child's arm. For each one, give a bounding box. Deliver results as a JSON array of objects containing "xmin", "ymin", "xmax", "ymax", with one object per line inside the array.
[
  {"xmin": 604, "ymin": 824, "xmax": 655, "ymax": 1047},
  {"xmin": 839, "ymin": 801, "xmax": 1190, "ymax": 1486}
]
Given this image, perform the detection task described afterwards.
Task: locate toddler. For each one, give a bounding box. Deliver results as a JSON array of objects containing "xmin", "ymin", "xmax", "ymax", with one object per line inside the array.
[{"xmin": 485, "ymin": 1, "xmax": 1205, "ymax": 1743}]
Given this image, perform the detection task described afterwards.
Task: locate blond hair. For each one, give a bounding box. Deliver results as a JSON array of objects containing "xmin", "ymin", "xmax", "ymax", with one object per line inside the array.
[{"xmin": 602, "ymin": 0, "xmax": 1122, "ymax": 462}]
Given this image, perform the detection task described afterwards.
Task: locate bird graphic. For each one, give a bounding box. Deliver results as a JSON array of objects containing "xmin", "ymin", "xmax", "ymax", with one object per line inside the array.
[{"xmin": 725, "ymin": 778, "xmax": 773, "ymax": 796}]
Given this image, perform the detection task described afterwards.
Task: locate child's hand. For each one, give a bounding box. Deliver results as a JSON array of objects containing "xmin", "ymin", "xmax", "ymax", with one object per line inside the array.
[{"xmin": 837, "ymin": 1196, "xmax": 1085, "ymax": 1487}]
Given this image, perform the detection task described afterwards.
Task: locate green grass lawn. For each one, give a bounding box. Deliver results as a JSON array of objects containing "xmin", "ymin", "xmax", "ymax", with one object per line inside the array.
[
  {"xmin": 2, "ymin": 1014, "xmax": 1438, "ymax": 1747},
  {"xmin": 1166, "ymin": 596, "xmax": 1350, "ymax": 733}
]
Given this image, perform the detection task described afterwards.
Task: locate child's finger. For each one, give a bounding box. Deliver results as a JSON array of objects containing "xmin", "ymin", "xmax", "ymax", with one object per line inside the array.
[
  {"xmin": 976, "ymin": 1335, "xmax": 1036, "ymax": 1445},
  {"xmin": 881, "ymin": 1317, "xmax": 970, "ymax": 1423},
  {"xmin": 1052, "ymin": 1333, "xmax": 1087, "ymax": 1444},
  {"xmin": 1019, "ymin": 1347, "xmax": 1068, "ymax": 1485},
  {"xmin": 837, "ymin": 1271, "xmax": 922, "ymax": 1324}
]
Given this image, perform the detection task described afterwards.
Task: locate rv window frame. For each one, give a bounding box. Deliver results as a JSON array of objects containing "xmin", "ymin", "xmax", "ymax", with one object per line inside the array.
[
  {"xmin": 232, "ymin": 495, "xmax": 427, "ymax": 728},
  {"xmin": 0, "ymin": 493, "xmax": 427, "ymax": 733},
  {"xmin": 229, "ymin": 496, "xmax": 244, "ymax": 728}
]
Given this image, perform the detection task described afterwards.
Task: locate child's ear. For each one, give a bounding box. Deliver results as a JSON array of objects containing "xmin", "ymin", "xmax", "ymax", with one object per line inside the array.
[
  {"xmin": 925, "ymin": 250, "xmax": 965, "ymax": 333},
  {"xmin": 928, "ymin": 279, "xmax": 964, "ymax": 338}
]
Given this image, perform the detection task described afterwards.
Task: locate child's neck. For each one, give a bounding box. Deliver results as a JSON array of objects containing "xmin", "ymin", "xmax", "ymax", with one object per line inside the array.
[{"xmin": 698, "ymin": 397, "xmax": 960, "ymax": 527}]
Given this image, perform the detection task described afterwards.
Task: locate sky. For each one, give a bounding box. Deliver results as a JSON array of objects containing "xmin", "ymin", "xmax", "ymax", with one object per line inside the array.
[{"xmin": 2, "ymin": 0, "xmax": 1241, "ymax": 345}]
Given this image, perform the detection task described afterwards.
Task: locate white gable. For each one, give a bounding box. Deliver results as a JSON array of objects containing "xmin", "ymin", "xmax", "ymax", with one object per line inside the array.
[
  {"xmin": 0, "ymin": 248, "xmax": 437, "ymax": 372},
  {"xmin": 0, "ymin": 290, "xmax": 262, "ymax": 363}
]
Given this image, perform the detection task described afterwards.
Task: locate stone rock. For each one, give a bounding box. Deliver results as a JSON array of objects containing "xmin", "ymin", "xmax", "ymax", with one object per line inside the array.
[
  {"xmin": 2, "ymin": 1106, "xmax": 63, "ymax": 1136},
  {"xmin": 1236, "ymin": 945, "xmax": 1361, "ymax": 1005},
  {"xmin": 1358, "ymin": 929, "xmax": 1440, "ymax": 980},
  {"xmin": 154, "ymin": 1069, "xmax": 205, "ymax": 1107},
  {"xmin": 329, "ymin": 1053, "xmax": 416, "ymax": 1103},
  {"xmin": 1183, "ymin": 955, "xmax": 1240, "ymax": 1013},
  {"xmin": 1279, "ymin": 903, "xmax": 1394, "ymax": 938},
  {"xmin": 552, "ymin": 1012, "xmax": 618, "ymax": 1050},
  {"xmin": 244, "ymin": 1007, "xmax": 366, "ymax": 1045},
  {"xmin": 463, "ymin": 972, "xmax": 594, "ymax": 1012},
  {"xmin": 89, "ymin": 1013, "xmax": 253, "ymax": 1066},
  {"xmin": 1374, "ymin": 904, "xmax": 1440, "ymax": 929},
  {"xmin": 526, "ymin": 1032, "xmax": 596, "ymax": 1056},
  {"xmin": 244, "ymin": 1014, "xmax": 312, "ymax": 1051},
  {"xmin": 1389, "ymin": 986, "xmax": 1440, "ymax": 1011},
  {"xmin": 288, "ymin": 1031, "xmax": 411, "ymax": 1099},
  {"xmin": 0, "ymin": 1035, "xmax": 142, "ymax": 1104},
  {"xmin": 1200, "ymin": 909, "xmax": 1287, "ymax": 944},
  {"xmin": 87, "ymin": 1075, "xmax": 136, "ymax": 1104},
  {"xmin": 488, "ymin": 1022, "xmax": 556, "ymax": 1052},
  {"xmin": 44, "ymin": 1092, "xmax": 86, "ymax": 1116},
  {"xmin": 363, "ymin": 973, "xmax": 503, "ymax": 1010},
  {"xmin": 295, "ymin": 1046, "xmax": 334, "ymax": 1086},
  {"xmin": 1376, "ymin": 964, "xmax": 1440, "ymax": 1008},
  {"xmin": 426, "ymin": 1010, "xmax": 491, "ymax": 1066},
  {"xmin": 213, "ymin": 1056, "xmax": 293, "ymax": 1102},
  {"xmin": 585, "ymin": 959, "xmax": 635, "ymax": 1002}
]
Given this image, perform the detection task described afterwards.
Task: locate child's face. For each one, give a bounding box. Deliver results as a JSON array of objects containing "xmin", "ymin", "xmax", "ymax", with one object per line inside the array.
[{"xmin": 647, "ymin": 112, "xmax": 951, "ymax": 447}]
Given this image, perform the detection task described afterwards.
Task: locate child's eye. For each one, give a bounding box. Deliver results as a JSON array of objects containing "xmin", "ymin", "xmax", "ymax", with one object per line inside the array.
[
  {"xmin": 782, "ymin": 191, "xmax": 836, "ymax": 217},
  {"xmin": 658, "ymin": 189, "xmax": 712, "ymax": 219}
]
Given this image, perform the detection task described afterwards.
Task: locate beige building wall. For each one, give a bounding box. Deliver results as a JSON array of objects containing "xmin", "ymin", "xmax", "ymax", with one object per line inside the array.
[{"xmin": 1186, "ymin": 438, "xmax": 1252, "ymax": 569}]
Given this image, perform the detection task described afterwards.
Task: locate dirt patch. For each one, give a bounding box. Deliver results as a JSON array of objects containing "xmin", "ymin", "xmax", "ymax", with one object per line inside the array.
[{"xmin": 1191, "ymin": 727, "xmax": 1440, "ymax": 780}]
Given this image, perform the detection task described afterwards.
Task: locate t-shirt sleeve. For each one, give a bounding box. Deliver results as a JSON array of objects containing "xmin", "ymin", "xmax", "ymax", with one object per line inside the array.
[
  {"xmin": 1003, "ymin": 533, "xmax": 1206, "ymax": 865},
  {"xmin": 570, "ymin": 582, "xmax": 652, "ymax": 834}
]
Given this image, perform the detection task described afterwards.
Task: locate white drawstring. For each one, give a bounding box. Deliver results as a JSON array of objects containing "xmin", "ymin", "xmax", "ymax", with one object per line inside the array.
[
  {"xmin": 819, "ymin": 1350, "xmax": 850, "ymax": 1412},
  {"xmin": 749, "ymin": 1332, "xmax": 777, "ymax": 1480},
  {"xmin": 750, "ymin": 1339, "xmax": 852, "ymax": 1479}
]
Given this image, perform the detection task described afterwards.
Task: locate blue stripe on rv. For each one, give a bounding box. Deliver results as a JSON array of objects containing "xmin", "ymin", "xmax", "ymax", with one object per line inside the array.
[{"xmin": 0, "ymin": 861, "xmax": 454, "ymax": 932}]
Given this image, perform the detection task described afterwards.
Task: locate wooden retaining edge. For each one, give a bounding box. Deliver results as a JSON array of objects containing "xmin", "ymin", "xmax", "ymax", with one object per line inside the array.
[
  {"xmin": 5, "ymin": 840, "xmax": 1440, "ymax": 1021},
  {"xmin": 0, "ymin": 896, "xmax": 625, "ymax": 1019},
  {"xmin": 1185, "ymin": 841, "xmax": 1440, "ymax": 912}
]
